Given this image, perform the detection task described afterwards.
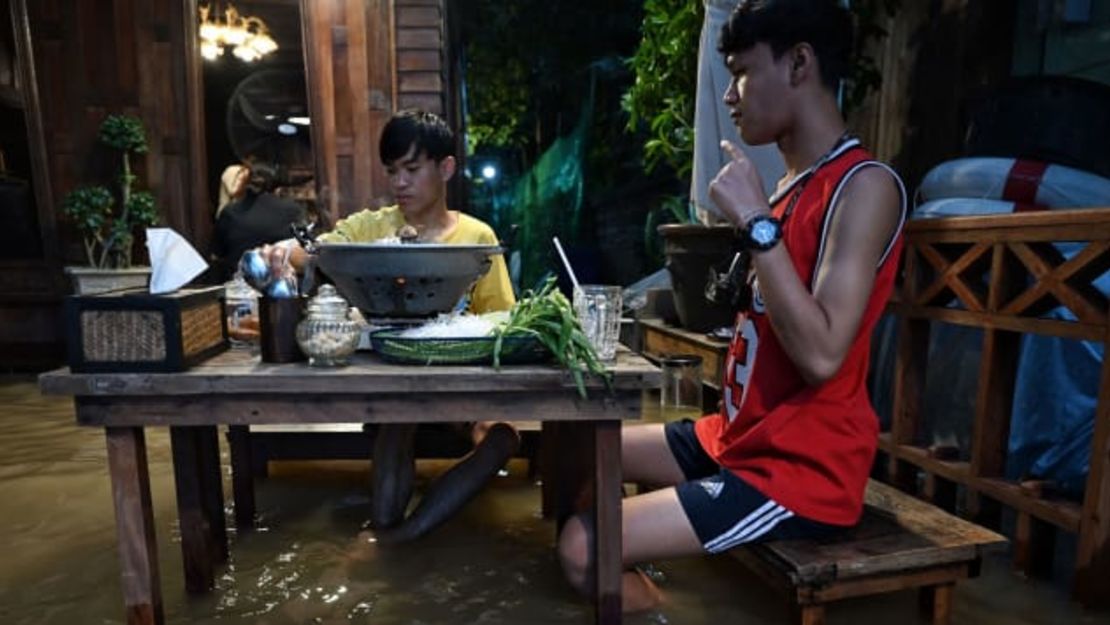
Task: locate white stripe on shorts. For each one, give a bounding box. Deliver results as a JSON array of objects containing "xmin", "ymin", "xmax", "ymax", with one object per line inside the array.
[{"xmin": 704, "ymin": 501, "xmax": 795, "ymax": 553}]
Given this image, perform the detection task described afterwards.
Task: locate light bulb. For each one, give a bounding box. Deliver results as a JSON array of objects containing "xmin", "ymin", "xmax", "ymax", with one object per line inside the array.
[
  {"xmin": 233, "ymin": 45, "xmax": 259, "ymax": 62},
  {"xmin": 199, "ymin": 22, "xmax": 219, "ymax": 42},
  {"xmin": 225, "ymin": 26, "xmax": 248, "ymax": 46},
  {"xmin": 200, "ymin": 41, "xmax": 222, "ymax": 60},
  {"xmin": 249, "ymin": 34, "xmax": 278, "ymax": 55}
]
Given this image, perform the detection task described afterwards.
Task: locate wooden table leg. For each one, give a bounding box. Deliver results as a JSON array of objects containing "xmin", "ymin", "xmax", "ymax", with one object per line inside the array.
[
  {"xmin": 170, "ymin": 427, "xmax": 215, "ymax": 593},
  {"xmin": 542, "ymin": 421, "xmax": 593, "ymax": 530},
  {"xmin": 539, "ymin": 422, "xmax": 557, "ymax": 520},
  {"xmin": 919, "ymin": 582, "xmax": 954, "ymax": 625},
  {"xmin": 592, "ymin": 419, "xmax": 622, "ymax": 625},
  {"xmin": 793, "ymin": 603, "xmax": 826, "ymax": 625},
  {"xmin": 227, "ymin": 425, "xmax": 256, "ymax": 531},
  {"xmin": 105, "ymin": 426, "xmax": 164, "ymax": 625},
  {"xmin": 197, "ymin": 426, "xmax": 228, "ymax": 563}
]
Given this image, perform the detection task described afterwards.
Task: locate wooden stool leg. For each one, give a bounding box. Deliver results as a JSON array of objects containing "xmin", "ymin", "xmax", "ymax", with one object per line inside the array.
[
  {"xmin": 919, "ymin": 583, "xmax": 954, "ymax": 625},
  {"xmin": 793, "ymin": 603, "xmax": 825, "ymax": 625},
  {"xmin": 1014, "ymin": 511, "xmax": 1056, "ymax": 578}
]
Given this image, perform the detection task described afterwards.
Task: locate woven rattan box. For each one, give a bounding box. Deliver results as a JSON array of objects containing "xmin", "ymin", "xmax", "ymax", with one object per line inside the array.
[{"xmin": 64, "ymin": 286, "xmax": 228, "ymax": 373}]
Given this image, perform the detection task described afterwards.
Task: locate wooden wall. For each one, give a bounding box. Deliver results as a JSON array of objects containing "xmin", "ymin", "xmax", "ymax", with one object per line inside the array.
[
  {"xmin": 1, "ymin": 0, "xmax": 208, "ymax": 369},
  {"xmin": 395, "ymin": 0, "xmax": 445, "ymax": 115},
  {"xmin": 0, "ymin": 0, "xmax": 64, "ymax": 368},
  {"xmin": 27, "ymin": 0, "xmax": 209, "ymax": 259},
  {"xmin": 847, "ymin": 0, "xmax": 1019, "ymax": 191},
  {"xmin": 1, "ymin": 0, "xmax": 453, "ymax": 369},
  {"xmin": 302, "ymin": 0, "xmax": 450, "ymax": 223},
  {"xmin": 302, "ymin": 0, "xmax": 393, "ymax": 220}
]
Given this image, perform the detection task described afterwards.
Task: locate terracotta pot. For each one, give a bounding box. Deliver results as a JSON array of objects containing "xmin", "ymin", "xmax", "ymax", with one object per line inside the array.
[{"xmin": 658, "ymin": 224, "xmax": 739, "ymax": 332}]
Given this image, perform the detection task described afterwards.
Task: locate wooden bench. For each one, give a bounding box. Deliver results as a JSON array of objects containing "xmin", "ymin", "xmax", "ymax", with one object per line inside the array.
[
  {"xmin": 730, "ymin": 480, "xmax": 1006, "ymax": 625},
  {"xmin": 880, "ymin": 209, "xmax": 1110, "ymax": 605},
  {"xmin": 635, "ymin": 317, "xmax": 1009, "ymax": 620}
]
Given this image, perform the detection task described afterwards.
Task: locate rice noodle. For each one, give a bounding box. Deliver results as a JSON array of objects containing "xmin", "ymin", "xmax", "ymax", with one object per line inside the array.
[{"xmin": 398, "ymin": 312, "xmax": 506, "ymax": 339}]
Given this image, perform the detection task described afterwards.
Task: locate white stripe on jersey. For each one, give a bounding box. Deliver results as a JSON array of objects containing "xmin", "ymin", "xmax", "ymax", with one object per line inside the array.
[
  {"xmin": 767, "ymin": 137, "xmax": 862, "ymax": 206},
  {"xmin": 810, "ymin": 160, "xmax": 909, "ymax": 291}
]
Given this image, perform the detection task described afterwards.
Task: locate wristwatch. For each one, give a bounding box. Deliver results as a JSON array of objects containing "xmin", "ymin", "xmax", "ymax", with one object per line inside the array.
[{"xmin": 743, "ymin": 215, "xmax": 782, "ymax": 251}]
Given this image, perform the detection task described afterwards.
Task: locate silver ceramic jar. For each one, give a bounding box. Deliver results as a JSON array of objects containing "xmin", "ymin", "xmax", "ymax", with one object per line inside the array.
[{"xmin": 295, "ymin": 284, "xmax": 361, "ymax": 367}]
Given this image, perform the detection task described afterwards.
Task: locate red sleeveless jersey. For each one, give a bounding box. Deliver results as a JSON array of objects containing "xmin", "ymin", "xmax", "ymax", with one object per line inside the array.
[{"xmin": 694, "ymin": 139, "xmax": 907, "ymax": 526}]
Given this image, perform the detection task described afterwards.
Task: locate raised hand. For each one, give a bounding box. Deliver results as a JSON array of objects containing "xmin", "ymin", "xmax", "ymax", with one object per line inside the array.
[{"xmin": 709, "ymin": 140, "xmax": 771, "ymax": 229}]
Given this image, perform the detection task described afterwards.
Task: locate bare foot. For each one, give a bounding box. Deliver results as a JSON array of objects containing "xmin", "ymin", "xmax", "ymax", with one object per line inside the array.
[
  {"xmin": 372, "ymin": 525, "xmax": 411, "ymax": 546},
  {"xmin": 344, "ymin": 530, "xmax": 381, "ymax": 562},
  {"xmin": 622, "ymin": 568, "xmax": 665, "ymax": 613}
]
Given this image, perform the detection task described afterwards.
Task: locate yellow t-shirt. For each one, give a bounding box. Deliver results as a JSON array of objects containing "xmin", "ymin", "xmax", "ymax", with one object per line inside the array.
[{"xmin": 318, "ymin": 205, "xmax": 515, "ymax": 313}]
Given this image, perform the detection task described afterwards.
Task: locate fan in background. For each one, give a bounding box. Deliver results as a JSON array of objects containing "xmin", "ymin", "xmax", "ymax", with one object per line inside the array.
[{"xmin": 226, "ymin": 69, "xmax": 312, "ymax": 176}]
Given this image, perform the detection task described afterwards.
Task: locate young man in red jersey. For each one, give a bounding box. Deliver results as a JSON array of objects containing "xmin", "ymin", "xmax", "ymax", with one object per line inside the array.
[{"xmin": 558, "ymin": 0, "xmax": 907, "ymax": 611}]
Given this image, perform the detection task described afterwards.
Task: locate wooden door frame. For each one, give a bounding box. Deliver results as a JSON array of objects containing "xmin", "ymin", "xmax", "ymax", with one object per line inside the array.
[
  {"xmin": 7, "ymin": 0, "xmax": 59, "ymax": 266},
  {"xmin": 181, "ymin": 0, "xmax": 212, "ymax": 256}
]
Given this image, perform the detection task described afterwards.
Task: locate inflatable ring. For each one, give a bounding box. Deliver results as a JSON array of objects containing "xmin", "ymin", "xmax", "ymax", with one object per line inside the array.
[{"xmin": 917, "ymin": 157, "xmax": 1110, "ymax": 209}]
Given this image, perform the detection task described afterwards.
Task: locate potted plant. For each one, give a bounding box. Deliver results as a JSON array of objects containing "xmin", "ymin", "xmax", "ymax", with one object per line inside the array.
[{"xmin": 62, "ymin": 114, "xmax": 160, "ymax": 294}]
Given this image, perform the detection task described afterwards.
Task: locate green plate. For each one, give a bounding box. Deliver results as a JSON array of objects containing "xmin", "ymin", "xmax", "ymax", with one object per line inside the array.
[{"xmin": 370, "ymin": 329, "xmax": 551, "ymax": 366}]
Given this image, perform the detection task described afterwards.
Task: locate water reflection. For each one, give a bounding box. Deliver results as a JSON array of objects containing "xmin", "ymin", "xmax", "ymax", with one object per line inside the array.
[{"xmin": 1, "ymin": 378, "xmax": 1105, "ymax": 624}]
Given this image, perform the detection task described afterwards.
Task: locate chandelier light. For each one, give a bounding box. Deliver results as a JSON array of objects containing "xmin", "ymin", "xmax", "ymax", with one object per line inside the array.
[{"xmin": 198, "ymin": 2, "xmax": 278, "ymax": 62}]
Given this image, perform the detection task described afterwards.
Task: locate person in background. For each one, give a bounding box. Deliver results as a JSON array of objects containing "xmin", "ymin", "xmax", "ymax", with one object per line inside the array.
[
  {"xmin": 274, "ymin": 176, "xmax": 330, "ymax": 232},
  {"xmin": 217, "ymin": 162, "xmax": 251, "ymax": 215},
  {"xmin": 212, "ymin": 162, "xmax": 305, "ymax": 283},
  {"xmin": 257, "ymin": 109, "xmax": 518, "ymax": 544},
  {"xmin": 557, "ymin": 0, "xmax": 907, "ymax": 612}
]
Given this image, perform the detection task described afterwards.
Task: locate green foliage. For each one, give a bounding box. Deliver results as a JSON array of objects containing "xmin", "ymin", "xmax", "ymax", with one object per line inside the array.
[
  {"xmin": 463, "ymin": 53, "xmax": 530, "ymax": 155},
  {"xmin": 621, "ymin": 0, "xmax": 702, "ymax": 179},
  {"xmin": 62, "ymin": 115, "xmax": 159, "ymax": 268},
  {"xmin": 126, "ymin": 191, "xmax": 158, "ymax": 225},
  {"xmin": 459, "ymin": 0, "xmax": 642, "ymax": 161},
  {"xmin": 623, "ymin": 0, "xmax": 903, "ymax": 175},
  {"xmin": 62, "ymin": 186, "xmax": 114, "ymax": 236},
  {"xmin": 495, "ymin": 275, "xmax": 612, "ymax": 398},
  {"xmin": 97, "ymin": 115, "xmax": 149, "ymax": 154}
]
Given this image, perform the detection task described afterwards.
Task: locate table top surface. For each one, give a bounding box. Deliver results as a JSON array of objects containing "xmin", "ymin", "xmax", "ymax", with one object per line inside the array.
[{"xmin": 40, "ymin": 346, "xmax": 660, "ymax": 398}]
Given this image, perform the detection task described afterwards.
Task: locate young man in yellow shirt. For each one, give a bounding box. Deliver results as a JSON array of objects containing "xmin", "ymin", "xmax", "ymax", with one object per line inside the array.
[{"xmin": 261, "ymin": 109, "xmax": 518, "ymax": 543}]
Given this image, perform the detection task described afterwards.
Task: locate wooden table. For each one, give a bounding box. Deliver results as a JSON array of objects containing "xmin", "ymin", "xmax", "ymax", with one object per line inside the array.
[{"xmin": 39, "ymin": 348, "xmax": 660, "ymax": 625}]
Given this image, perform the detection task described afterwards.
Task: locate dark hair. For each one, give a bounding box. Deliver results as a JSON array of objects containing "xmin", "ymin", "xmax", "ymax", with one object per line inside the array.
[
  {"xmin": 718, "ymin": 0, "xmax": 853, "ymax": 93},
  {"xmin": 245, "ymin": 162, "xmax": 282, "ymax": 195},
  {"xmin": 379, "ymin": 109, "xmax": 455, "ymax": 165}
]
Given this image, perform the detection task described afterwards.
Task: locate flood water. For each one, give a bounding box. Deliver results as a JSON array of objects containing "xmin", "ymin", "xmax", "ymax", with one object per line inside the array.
[{"xmin": 1, "ymin": 376, "xmax": 1106, "ymax": 624}]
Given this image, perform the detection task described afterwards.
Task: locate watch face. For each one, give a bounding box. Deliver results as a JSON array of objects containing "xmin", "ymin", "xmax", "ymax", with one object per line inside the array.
[{"xmin": 751, "ymin": 220, "xmax": 777, "ymax": 245}]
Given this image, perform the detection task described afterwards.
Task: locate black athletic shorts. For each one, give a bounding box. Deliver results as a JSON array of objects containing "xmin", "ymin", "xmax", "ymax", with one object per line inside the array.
[{"xmin": 664, "ymin": 419, "xmax": 846, "ymax": 553}]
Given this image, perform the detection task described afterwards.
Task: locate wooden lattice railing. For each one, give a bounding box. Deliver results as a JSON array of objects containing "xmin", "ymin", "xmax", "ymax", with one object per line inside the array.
[{"xmin": 881, "ymin": 208, "xmax": 1110, "ymax": 607}]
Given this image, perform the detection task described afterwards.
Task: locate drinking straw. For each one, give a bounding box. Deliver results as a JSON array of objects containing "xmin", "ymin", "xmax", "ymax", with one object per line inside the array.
[{"xmin": 552, "ymin": 236, "xmax": 580, "ymax": 292}]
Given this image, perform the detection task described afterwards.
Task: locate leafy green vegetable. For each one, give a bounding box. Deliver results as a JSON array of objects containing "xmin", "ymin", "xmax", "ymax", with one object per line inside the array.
[{"xmin": 493, "ymin": 276, "xmax": 613, "ymax": 398}]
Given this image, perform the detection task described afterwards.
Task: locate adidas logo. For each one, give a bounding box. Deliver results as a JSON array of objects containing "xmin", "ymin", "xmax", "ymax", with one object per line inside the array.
[{"xmin": 699, "ymin": 477, "xmax": 724, "ymax": 499}]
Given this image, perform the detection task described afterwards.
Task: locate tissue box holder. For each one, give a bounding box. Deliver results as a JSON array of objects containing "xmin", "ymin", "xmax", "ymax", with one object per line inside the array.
[{"xmin": 65, "ymin": 286, "xmax": 228, "ymax": 373}]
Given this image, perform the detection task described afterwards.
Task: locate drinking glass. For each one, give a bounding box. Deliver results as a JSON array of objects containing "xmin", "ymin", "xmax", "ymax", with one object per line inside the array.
[
  {"xmin": 573, "ymin": 285, "xmax": 622, "ymax": 361},
  {"xmin": 659, "ymin": 354, "xmax": 704, "ymax": 422}
]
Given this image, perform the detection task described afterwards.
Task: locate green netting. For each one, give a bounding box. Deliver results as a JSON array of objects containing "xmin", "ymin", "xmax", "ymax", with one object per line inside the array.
[{"xmin": 509, "ymin": 86, "xmax": 594, "ymax": 289}]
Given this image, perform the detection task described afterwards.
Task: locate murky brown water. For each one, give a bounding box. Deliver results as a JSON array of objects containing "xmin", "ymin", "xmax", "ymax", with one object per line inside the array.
[{"xmin": 1, "ymin": 376, "xmax": 1105, "ymax": 624}]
